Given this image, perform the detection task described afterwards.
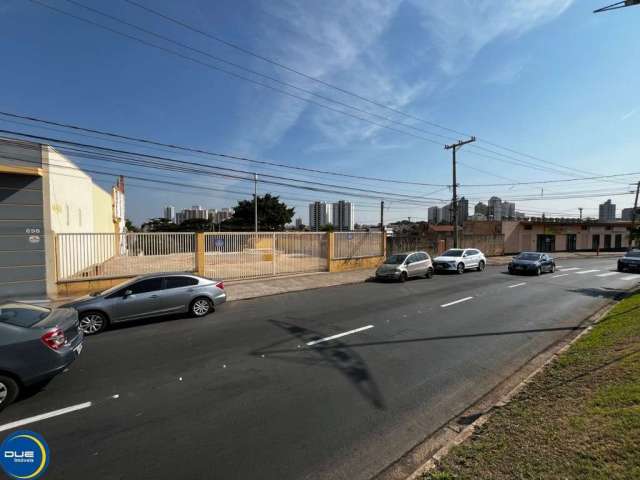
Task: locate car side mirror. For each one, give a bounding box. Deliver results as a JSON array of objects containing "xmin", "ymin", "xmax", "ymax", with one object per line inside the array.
[{"xmin": 123, "ymin": 289, "xmax": 133, "ymax": 298}]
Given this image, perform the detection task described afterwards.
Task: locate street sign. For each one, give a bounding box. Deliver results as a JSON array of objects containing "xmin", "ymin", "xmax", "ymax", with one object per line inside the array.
[{"xmin": 214, "ymin": 238, "xmax": 225, "ymax": 248}]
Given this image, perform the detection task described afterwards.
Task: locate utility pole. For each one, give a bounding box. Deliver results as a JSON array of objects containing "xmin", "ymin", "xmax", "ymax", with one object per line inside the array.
[
  {"xmin": 444, "ymin": 136, "xmax": 476, "ymax": 248},
  {"xmin": 579, "ymin": 207, "xmax": 583, "ymax": 221},
  {"xmin": 380, "ymin": 200, "xmax": 384, "ymax": 230},
  {"xmin": 253, "ymin": 173, "xmax": 258, "ymax": 233},
  {"xmin": 631, "ymin": 180, "xmax": 640, "ymax": 248},
  {"xmin": 594, "ymin": 0, "xmax": 640, "ymax": 13}
]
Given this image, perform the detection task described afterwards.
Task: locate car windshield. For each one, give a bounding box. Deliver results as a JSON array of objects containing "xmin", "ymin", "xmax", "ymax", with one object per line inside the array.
[
  {"xmin": 626, "ymin": 251, "xmax": 640, "ymax": 258},
  {"xmin": 442, "ymin": 249, "xmax": 464, "ymax": 257},
  {"xmin": 516, "ymin": 253, "xmax": 542, "ymax": 261},
  {"xmin": 385, "ymin": 254, "xmax": 407, "ymax": 264},
  {"xmin": 0, "ymin": 303, "xmax": 51, "ymax": 328}
]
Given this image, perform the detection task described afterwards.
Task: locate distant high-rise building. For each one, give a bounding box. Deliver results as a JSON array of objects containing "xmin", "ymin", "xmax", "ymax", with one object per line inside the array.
[
  {"xmin": 474, "ymin": 202, "xmax": 488, "ymax": 216},
  {"xmin": 440, "ymin": 205, "xmax": 452, "ymax": 224},
  {"xmin": 176, "ymin": 205, "xmax": 208, "ymax": 224},
  {"xmin": 295, "ymin": 217, "xmax": 303, "ymax": 228},
  {"xmin": 309, "ymin": 202, "xmax": 332, "ymax": 231},
  {"xmin": 488, "ymin": 196, "xmax": 503, "ymax": 220},
  {"xmin": 163, "ymin": 205, "xmax": 175, "ymax": 222},
  {"xmin": 621, "ymin": 207, "xmax": 640, "ymax": 221},
  {"xmin": 332, "ymin": 200, "xmax": 355, "ymax": 231},
  {"xmin": 599, "ymin": 199, "xmax": 616, "ymax": 221},
  {"xmin": 502, "ymin": 201, "xmax": 515, "ymax": 220},
  {"xmin": 458, "ymin": 197, "xmax": 469, "ymax": 224},
  {"xmin": 428, "ymin": 206, "xmax": 441, "ymax": 224}
]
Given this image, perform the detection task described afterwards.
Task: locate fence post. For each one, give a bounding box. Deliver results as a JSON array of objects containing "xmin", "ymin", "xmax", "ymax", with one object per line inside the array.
[
  {"xmin": 272, "ymin": 232, "xmax": 276, "ymax": 275},
  {"xmin": 114, "ymin": 230, "xmax": 121, "ymax": 257},
  {"xmin": 196, "ymin": 232, "xmax": 205, "ymax": 276},
  {"xmin": 327, "ymin": 232, "xmax": 334, "ymax": 272}
]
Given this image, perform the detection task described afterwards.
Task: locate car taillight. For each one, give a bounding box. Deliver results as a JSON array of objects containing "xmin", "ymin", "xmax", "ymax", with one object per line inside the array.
[
  {"xmin": 215, "ymin": 281, "xmax": 224, "ymax": 290},
  {"xmin": 41, "ymin": 328, "xmax": 66, "ymax": 350}
]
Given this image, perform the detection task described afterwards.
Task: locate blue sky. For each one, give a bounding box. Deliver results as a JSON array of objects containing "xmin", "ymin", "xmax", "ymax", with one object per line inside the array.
[{"xmin": 1, "ymin": 0, "xmax": 639, "ymax": 225}]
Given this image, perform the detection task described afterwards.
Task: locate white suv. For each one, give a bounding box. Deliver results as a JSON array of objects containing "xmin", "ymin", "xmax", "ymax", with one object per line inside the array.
[{"xmin": 433, "ymin": 248, "xmax": 486, "ymax": 274}]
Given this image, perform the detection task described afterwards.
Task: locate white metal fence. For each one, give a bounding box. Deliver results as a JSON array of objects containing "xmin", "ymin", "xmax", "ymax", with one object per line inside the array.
[
  {"xmin": 56, "ymin": 232, "xmax": 196, "ymax": 281},
  {"xmin": 333, "ymin": 232, "xmax": 384, "ymax": 259},
  {"xmin": 204, "ymin": 232, "xmax": 326, "ymax": 280}
]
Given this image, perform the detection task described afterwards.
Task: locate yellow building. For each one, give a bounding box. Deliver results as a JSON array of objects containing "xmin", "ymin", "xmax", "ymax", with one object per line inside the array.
[{"xmin": 0, "ymin": 137, "xmax": 124, "ymax": 298}]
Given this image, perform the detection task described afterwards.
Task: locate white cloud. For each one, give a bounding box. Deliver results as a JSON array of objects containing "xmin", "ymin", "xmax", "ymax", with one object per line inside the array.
[
  {"xmin": 410, "ymin": 0, "xmax": 574, "ymax": 75},
  {"xmin": 621, "ymin": 107, "xmax": 638, "ymax": 121}
]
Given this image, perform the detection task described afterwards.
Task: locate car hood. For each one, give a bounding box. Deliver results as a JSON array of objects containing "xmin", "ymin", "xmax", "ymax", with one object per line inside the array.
[
  {"xmin": 511, "ymin": 259, "xmax": 540, "ymax": 266},
  {"xmin": 433, "ymin": 256, "xmax": 460, "ymax": 262},
  {"xmin": 377, "ymin": 264, "xmax": 401, "ymax": 272}
]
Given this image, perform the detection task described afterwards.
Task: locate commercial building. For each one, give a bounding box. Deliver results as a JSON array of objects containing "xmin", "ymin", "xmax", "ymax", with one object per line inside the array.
[
  {"xmin": 309, "ymin": 202, "xmax": 332, "ymax": 231},
  {"xmin": 503, "ymin": 220, "xmax": 630, "ymax": 253},
  {"xmin": 599, "ymin": 199, "xmax": 616, "ymax": 221},
  {"xmin": 163, "ymin": 205, "xmax": 175, "ymax": 222},
  {"xmin": 428, "ymin": 206, "xmax": 442, "ymax": 224},
  {"xmin": 621, "ymin": 207, "xmax": 639, "ymax": 221},
  {"xmin": 0, "ymin": 137, "xmax": 125, "ymax": 298},
  {"xmin": 332, "ymin": 200, "xmax": 355, "ymax": 231}
]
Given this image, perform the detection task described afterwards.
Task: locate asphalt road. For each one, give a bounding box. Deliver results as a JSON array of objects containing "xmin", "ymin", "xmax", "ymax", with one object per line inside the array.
[{"xmin": 1, "ymin": 256, "xmax": 638, "ymax": 480}]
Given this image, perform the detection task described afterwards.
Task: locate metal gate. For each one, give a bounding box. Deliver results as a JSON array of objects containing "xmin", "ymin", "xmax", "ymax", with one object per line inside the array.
[{"xmin": 0, "ymin": 173, "xmax": 46, "ymax": 298}]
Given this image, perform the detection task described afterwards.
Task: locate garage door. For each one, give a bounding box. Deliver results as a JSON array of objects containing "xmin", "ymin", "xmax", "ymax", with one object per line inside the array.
[{"xmin": 0, "ymin": 173, "xmax": 46, "ymax": 298}]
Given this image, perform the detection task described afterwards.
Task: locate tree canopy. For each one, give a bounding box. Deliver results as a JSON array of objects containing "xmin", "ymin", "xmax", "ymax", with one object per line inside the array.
[{"xmin": 222, "ymin": 194, "xmax": 294, "ymax": 231}]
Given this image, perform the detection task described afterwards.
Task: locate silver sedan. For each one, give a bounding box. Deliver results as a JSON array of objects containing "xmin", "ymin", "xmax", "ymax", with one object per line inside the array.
[{"xmin": 62, "ymin": 273, "xmax": 226, "ymax": 335}]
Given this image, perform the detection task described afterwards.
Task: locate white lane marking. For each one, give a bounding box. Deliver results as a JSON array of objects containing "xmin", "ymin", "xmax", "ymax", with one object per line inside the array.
[
  {"xmin": 551, "ymin": 274, "xmax": 570, "ymax": 279},
  {"xmin": 622, "ymin": 276, "xmax": 638, "ymax": 281},
  {"xmin": 508, "ymin": 282, "xmax": 527, "ymax": 288},
  {"xmin": 559, "ymin": 267, "xmax": 581, "ymax": 272},
  {"xmin": 0, "ymin": 402, "xmax": 92, "ymax": 433},
  {"xmin": 576, "ymin": 269, "xmax": 600, "ymax": 274},
  {"xmin": 306, "ymin": 325, "xmax": 374, "ymax": 346},
  {"xmin": 441, "ymin": 296, "xmax": 473, "ymax": 308},
  {"xmin": 555, "ymin": 265, "xmax": 564, "ymax": 268},
  {"xmin": 596, "ymin": 272, "xmax": 618, "ymax": 277}
]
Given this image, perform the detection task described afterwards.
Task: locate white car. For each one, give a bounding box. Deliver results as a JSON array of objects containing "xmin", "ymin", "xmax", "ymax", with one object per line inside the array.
[{"xmin": 433, "ymin": 248, "xmax": 486, "ymax": 274}]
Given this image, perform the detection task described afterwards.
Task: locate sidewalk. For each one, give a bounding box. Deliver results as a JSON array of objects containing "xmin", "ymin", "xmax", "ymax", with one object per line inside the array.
[
  {"xmin": 40, "ymin": 251, "xmax": 624, "ymax": 306},
  {"xmin": 225, "ymin": 268, "xmax": 375, "ymax": 301}
]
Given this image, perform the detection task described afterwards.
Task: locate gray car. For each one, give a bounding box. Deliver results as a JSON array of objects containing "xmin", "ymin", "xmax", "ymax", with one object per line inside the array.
[
  {"xmin": 63, "ymin": 273, "xmax": 227, "ymax": 335},
  {"xmin": 0, "ymin": 302, "xmax": 83, "ymax": 411},
  {"xmin": 375, "ymin": 251, "xmax": 434, "ymax": 282}
]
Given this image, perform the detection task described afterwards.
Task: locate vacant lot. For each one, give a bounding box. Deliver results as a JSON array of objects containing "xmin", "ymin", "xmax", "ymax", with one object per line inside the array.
[{"xmin": 425, "ymin": 291, "xmax": 640, "ymax": 480}]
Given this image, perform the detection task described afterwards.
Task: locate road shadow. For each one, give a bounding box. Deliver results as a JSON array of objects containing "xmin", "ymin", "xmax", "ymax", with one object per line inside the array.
[
  {"xmin": 250, "ymin": 319, "xmax": 386, "ymax": 410},
  {"xmin": 255, "ymin": 325, "xmax": 586, "ymax": 354},
  {"xmin": 566, "ymin": 287, "xmax": 628, "ymax": 300}
]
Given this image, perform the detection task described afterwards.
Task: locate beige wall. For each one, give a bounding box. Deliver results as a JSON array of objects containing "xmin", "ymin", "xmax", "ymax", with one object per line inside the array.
[{"xmin": 93, "ymin": 184, "xmax": 114, "ymax": 233}]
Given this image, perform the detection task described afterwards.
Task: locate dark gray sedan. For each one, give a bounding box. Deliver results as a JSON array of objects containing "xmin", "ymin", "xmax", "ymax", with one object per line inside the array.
[
  {"xmin": 0, "ymin": 302, "xmax": 83, "ymax": 411},
  {"xmin": 508, "ymin": 252, "xmax": 556, "ymax": 275},
  {"xmin": 63, "ymin": 273, "xmax": 227, "ymax": 335}
]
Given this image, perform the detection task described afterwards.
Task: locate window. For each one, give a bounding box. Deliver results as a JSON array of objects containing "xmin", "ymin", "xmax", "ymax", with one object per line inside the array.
[
  {"xmin": 129, "ymin": 278, "xmax": 164, "ymax": 294},
  {"xmin": 0, "ymin": 303, "xmax": 50, "ymax": 328},
  {"xmin": 165, "ymin": 276, "xmax": 198, "ymax": 289}
]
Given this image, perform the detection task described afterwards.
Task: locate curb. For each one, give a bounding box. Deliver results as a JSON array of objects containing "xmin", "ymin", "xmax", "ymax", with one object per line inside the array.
[{"xmin": 372, "ymin": 287, "xmax": 637, "ymax": 480}]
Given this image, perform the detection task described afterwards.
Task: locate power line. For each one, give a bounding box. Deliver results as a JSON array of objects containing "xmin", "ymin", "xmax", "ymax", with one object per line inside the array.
[
  {"xmin": 123, "ymin": 0, "xmax": 621, "ymax": 182},
  {"xmin": 29, "ymin": 0, "xmax": 617, "ymax": 182}
]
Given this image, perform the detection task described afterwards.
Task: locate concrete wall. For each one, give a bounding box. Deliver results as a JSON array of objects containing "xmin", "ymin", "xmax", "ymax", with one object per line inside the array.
[
  {"xmin": 329, "ymin": 255, "xmax": 384, "ymax": 272},
  {"xmin": 92, "ymin": 184, "xmax": 114, "ymax": 233}
]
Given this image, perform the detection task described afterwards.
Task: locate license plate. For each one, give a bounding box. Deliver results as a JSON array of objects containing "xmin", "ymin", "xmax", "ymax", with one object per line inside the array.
[{"xmin": 74, "ymin": 344, "xmax": 83, "ymax": 355}]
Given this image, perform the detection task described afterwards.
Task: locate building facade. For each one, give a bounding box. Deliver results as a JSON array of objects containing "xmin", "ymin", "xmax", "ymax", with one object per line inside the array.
[
  {"xmin": 474, "ymin": 202, "xmax": 488, "ymax": 216},
  {"xmin": 488, "ymin": 196, "xmax": 503, "ymax": 220},
  {"xmin": 332, "ymin": 200, "xmax": 354, "ymax": 231},
  {"xmin": 309, "ymin": 202, "xmax": 332, "ymax": 231},
  {"xmin": 621, "ymin": 207, "xmax": 639, "ymax": 221},
  {"xmin": 428, "ymin": 206, "xmax": 441, "ymax": 224},
  {"xmin": 599, "ymin": 199, "xmax": 616, "ymax": 221},
  {"xmin": 0, "ymin": 137, "xmax": 124, "ymax": 298},
  {"xmin": 163, "ymin": 205, "xmax": 175, "ymax": 222}
]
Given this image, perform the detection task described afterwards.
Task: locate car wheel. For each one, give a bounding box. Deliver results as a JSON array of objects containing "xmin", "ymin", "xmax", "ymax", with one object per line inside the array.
[
  {"xmin": 191, "ymin": 297, "xmax": 213, "ymax": 317},
  {"xmin": 550, "ymin": 264, "xmax": 556, "ymax": 273},
  {"xmin": 456, "ymin": 263, "xmax": 465, "ymax": 274},
  {"xmin": 425, "ymin": 268, "xmax": 434, "ymax": 279},
  {"xmin": 477, "ymin": 260, "xmax": 485, "ymax": 272},
  {"xmin": 79, "ymin": 311, "xmax": 109, "ymax": 335},
  {"xmin": 536, "ymin": 267, "xmax": 542, "ymax": 276},
  {"xmin": 0, "ymin": 375, "xmax": 19, "ymax": 412},
  {"xmin": 618, "ymin": 265, "xmax": 625, "ymax": 272},
  {"xmin": 399, "ymin": 271, "xmax": 408, "ymax": 283}
]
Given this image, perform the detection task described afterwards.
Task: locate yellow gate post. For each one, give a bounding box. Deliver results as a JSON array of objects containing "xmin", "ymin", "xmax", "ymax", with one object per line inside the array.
[
  {"xmin": 196, "ymin": 232, "xmax": 205, "ymax": 276},
  {"xmin": 327, "ymin": 232, "xmax": 334, "ymax": 272}
]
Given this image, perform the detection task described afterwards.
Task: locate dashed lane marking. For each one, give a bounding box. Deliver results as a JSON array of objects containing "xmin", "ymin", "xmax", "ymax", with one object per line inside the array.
[
  {"xmin": 306, "ymin": 325, "xmax": 374, "ymax": 346},
  {"xmin": 441, "ymin": 297, "xmax": 473, "ymax": 308}
]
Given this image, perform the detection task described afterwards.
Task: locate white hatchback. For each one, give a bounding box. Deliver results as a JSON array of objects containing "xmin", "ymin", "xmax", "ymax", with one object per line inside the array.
[{"xmin": 433, "ymin": 248, "xmax": 486, "ymax": 274}]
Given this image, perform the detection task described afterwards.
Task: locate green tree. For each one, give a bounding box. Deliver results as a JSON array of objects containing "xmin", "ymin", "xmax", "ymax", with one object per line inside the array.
[
  {"xmin": 320, "ymin": 223, "xmax": 335, "ymax": 232},
  {"xmin": 222, "ymin": 194, "xmax": 294, "ymax": 231},
  {"xmin": 125, "ymin": 218, "xmax": 138, "ymax": 232},
  {"xmin": 141, "ymin": 217, "xmax": 178, "ymax": 232},
  {"xmin": 177, "ymin": 218, "xmax": 216, "ymax": 232}
]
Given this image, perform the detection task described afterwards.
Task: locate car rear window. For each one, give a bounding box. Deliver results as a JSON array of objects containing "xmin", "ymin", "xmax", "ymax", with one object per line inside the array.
[
  {"xmin": 165, "ymin": 276, "xmax": 199, "ymax": 289},
  {"xmin": 0, "ymin": 303, "xmax": 51, "ymax": 328}
]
